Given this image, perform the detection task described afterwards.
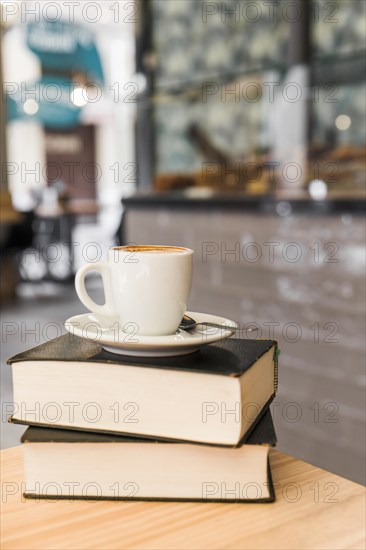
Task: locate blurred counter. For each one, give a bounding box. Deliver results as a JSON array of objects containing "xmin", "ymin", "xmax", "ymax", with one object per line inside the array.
[
  {"xmin": 121, "ymin": 191, "xmax": 366, "ymax": 485},
  {"xmin": 122, "ymin": 191, "xmax": 366, "ymax": 215}
]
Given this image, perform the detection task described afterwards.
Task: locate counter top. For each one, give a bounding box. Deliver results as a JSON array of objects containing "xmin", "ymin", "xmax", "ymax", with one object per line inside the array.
[
  {"xmin": 122, "ymin": 191, "xmax": 366, "ymax": 215},
  {"xmin": 1, "ymin": 447, "xmax": 365, "ymax": 550}
]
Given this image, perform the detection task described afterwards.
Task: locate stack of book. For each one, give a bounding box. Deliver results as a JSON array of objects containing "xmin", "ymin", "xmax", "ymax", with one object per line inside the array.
[{"xmin": 8, "ymin": 335, "xmax": 278, "ymax": 503}]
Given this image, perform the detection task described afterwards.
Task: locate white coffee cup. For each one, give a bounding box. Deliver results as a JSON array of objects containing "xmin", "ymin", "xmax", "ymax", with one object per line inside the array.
[{"xmin": 75, "ymin": 245, "xmax": 193, "ymax": 336}]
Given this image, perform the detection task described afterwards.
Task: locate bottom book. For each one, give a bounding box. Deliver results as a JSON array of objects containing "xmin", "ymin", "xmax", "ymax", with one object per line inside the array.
[{"xmin": 21, "ymin": 410, "xmax": 276, "ymax": 503}]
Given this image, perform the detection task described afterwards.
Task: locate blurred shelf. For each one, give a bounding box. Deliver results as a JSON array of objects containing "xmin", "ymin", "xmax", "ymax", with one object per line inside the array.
[
  {"xmin": 149, "ymin": 50, "xmax": 366, "ymax": 103},
  {"xmin": 153, "ymin": 61, "xmax": 286, "ymax": 99},
  {"xmin": 312, "ymin": 50, "xmax": 366, "ymax": 86}
]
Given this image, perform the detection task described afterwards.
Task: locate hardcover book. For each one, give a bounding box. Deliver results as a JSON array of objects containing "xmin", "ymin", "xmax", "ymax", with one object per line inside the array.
[
  {"xmin": 22, "ymin": 409, "xmax": 276, "ymax": 502},
  {"xmin": 9, "ymin": 335, "xmax": 278, "ymax": 446}
]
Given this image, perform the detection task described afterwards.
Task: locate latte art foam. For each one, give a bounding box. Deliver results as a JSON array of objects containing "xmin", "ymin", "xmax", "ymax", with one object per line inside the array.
[{"xmin": 113, "ymin": 246, "xmax": 188, "ymax": 254}]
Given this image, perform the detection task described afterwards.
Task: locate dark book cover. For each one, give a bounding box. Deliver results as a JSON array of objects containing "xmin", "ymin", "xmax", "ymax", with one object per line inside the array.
[
  {"xmin": 8, "ymin": 333, "xmax": 278, "ymax": 383},
  {"xmin": 22, "ymin": 411, "xmax": 276, "ymax": 503},
  {"xmin": 9, "ymin": 335, "xmax": 278, "ymax": 446}
]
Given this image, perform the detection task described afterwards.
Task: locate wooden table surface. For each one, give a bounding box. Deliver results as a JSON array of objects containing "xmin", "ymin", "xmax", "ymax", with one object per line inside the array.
[{"xmin": 1, "ymin": 447, "xmax": 365, "ymax": 550}]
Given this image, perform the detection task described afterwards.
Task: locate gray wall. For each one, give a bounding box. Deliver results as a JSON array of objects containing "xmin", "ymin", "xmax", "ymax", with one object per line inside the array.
[{"xmin": 124, "ymin": 207, "xmax": 366, "ymax": 484}]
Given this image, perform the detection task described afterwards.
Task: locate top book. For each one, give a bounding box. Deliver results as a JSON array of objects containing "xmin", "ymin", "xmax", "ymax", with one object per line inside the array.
[{"xmin": 8, "ymin": 335, "xmax": 278, "ymax": 446}]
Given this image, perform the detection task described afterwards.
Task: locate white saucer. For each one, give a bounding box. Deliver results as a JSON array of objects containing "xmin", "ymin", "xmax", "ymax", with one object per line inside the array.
[{"xmin": 64, "ymin": 311, "xmax": 237, "ymax": 357}]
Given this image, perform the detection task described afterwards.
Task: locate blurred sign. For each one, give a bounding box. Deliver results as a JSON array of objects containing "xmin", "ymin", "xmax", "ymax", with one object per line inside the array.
[
  {"xmin": 26, "ymin": 21, "xmax": 104, "ymax": 85},
  {"xmin": 7, "ymin": 75, "xmax": 82, "ymax": 129}
]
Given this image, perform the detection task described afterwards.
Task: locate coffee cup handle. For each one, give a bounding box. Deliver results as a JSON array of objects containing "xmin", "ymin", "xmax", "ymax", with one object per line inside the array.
[{"xmin": 75, "ymin": 262, "xmax": 116, "ymax": 318}]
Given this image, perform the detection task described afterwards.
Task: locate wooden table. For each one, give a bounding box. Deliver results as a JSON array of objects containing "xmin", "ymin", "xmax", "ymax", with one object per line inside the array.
[{"xmin": 1, "ymin": 447, "xmax": 365, "ymax": 550}]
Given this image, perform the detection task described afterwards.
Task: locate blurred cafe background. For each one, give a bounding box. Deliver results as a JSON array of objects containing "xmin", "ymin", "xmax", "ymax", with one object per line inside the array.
[{"xmin": 0, "ymin": 1, "xmax": 365, "ymax": 484}]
